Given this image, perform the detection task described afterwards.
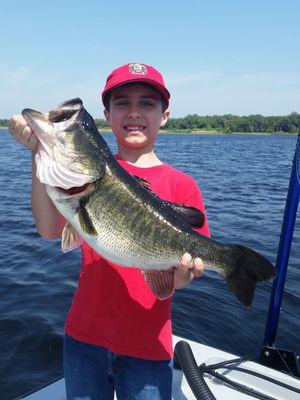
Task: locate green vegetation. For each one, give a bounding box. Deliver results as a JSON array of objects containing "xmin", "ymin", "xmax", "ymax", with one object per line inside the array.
[
  {"xmin": 0, "ymin": 119, "xmax": 9, "ymax": 128},
  {"xmin": 1, "ymin": 113, "xmax": 299, "ymax": 133},
  {"xmin": 163, "ymin": 112, "xmax": 300, "ymax": 133},
  {"xmin": 94, "ymin": 113, "xmax": 300, "ymax": 134}
]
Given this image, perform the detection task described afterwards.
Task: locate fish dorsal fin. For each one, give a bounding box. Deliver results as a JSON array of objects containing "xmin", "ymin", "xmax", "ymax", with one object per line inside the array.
[
  {"xmin": 78, "ymin": 200, "xmax": 97, "ymax": 235},
  {"xmin": 134, "ymin": 176, "xmax": 151, "ymax": 189},
  {"xmin": 134, "ymin": 176, "xmax": 205, "ymax": 228},
  {"xmin": 62, "ymin": 222, "xmax": 83, "ymax": 252},
  {"xmin": 143, "ymin": 270, "xmax": 175, "ymax": 300},
  {"xmin": 170, "ymin": 203, "xmax": 205, "ymax": 228}
]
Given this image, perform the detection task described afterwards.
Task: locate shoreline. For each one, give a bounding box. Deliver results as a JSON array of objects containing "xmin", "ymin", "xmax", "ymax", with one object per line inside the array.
[
  {"xmin": 160, "ymin": 130, "xmax": 298, "ymax": 135},
  {"xmin": 97, "ymin": 127, "xmax": 297, "ymax": 135},
  {"xmin": 0, "ymin": 126, "xmax": 296, "ymax": 136}
]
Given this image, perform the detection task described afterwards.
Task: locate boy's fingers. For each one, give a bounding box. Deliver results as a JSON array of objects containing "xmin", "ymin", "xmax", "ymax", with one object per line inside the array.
[
  {"xmin": 19, "ymin": 124, "xmax": 29, "ymax": 137},
  {"xmin": 18, "ymin": 125, "xmax": 31, "ymax": 141},
  {"xmin": 9, "ymin": 115, "xmax": 38, "ymax": 150},
  {"xmin": 193, "ymin": 257, "xmax": 204, "ymax": 278},
  {"xmin": 178, "ymin": 253, "xmax": 193, "ymax": 275},
  {"xmin": 181, "ymin": 253, "xmax": 192, "ymax": 267},
  {"xmin": 9, "ymin": 115, "xmax": 25, "ymax": 135},
  {"xmin": 177, "ymin": 253, "xmax": 192, "ymax": 275},
  {"xmin": 26, "ymin": 131, "xmax": 39, "ymax": 148},
  {"xmin": 178, "ymin": 253, "xmax": 204, "ymax": 278}
]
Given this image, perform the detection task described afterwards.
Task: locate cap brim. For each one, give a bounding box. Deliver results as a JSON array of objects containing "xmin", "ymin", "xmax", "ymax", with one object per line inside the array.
[{"xmin": 102, "ymin": 78, "xmax": 170, "ymax": 106}]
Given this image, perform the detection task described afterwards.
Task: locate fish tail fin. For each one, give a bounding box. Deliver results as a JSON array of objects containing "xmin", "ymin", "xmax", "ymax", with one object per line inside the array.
[{"xmin": 223, "ymin": 245, "xmax": 276, "ymax": 307}]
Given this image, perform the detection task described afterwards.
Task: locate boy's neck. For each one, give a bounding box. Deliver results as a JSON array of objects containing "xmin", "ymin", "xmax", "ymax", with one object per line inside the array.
[{"xmin": 117, "ymin": 147, "xmax": 163, "ymax": 167}]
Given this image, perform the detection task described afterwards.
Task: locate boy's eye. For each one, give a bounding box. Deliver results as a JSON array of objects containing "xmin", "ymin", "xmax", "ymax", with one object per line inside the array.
[
  {"xmin": 112, "ymin": 98, "xmax": 157, "ymax": 108},
  {"xmin": 115, "ymin": 100, "xmax": 128, "ymax": 106},
  {"xmin": 140, "ymin": 100, "xmax": 155, "ymax": 107}
]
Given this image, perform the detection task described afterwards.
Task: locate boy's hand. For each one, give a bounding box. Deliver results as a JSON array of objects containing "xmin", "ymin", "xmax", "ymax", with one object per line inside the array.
[
  {"xmin": 174, "ymin": 253, "xmax": 204, "ymax": 289},
  {"xmin": 9, "ymin": 115, "xmax": 39, "ymax": 151}
]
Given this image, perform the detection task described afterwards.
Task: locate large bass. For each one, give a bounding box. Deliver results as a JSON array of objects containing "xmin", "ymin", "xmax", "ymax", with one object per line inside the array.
[{"xmin": 22, "ymin": 98, "xmax": 276, "ymax": 304}]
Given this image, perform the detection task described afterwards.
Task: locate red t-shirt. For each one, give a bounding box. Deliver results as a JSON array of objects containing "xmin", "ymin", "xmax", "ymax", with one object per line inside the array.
[{"xmin": 65, "ymin": 157, "xmax": 210, "ymax": 360}]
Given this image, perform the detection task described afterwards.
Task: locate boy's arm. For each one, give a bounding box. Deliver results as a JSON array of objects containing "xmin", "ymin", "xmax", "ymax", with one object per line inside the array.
[
  {"xmin": 31, "ymin": 152, "xmax": 66, "ymax": 239},
  {"xmin": 9, "ymin": 115, "xmax": 66, "ymax": 240}
]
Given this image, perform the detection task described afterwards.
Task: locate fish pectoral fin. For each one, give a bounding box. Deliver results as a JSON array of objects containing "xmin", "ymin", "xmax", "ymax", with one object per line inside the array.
[
  {"xmin": 62, "ymin": 222, "xmax": 83, "ymax": 252},
  {"xmin": 142, "ymin": 270, "xmax": 175, "ymax": 300},
  {"xmin": 169, "ymin": 203, "xmax": 205, "ymax": 228},
  {"xmin": 77, "ymin": 200, "xmax": 97, "ymax": 235}
]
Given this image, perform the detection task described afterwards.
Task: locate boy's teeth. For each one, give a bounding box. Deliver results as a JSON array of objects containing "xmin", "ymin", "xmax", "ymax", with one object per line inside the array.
[{"xmin": 127, "ymin": 126, "xmax": 144, "ymax": 131}]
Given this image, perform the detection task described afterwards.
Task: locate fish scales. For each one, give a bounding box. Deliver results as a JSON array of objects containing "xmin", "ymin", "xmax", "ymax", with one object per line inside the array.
[{"xmin": 84, "ymin": 168, "xmax": 190, "ymax": 269}]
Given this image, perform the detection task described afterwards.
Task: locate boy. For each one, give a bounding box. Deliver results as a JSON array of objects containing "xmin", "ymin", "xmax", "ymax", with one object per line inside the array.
[{"xmin": 9, "ymin": 63, "xmax": 210, "ymax": 400}]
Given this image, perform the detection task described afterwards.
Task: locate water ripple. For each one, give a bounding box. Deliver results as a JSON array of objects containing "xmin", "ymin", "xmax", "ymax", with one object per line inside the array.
[{"xmin": 0, "ymin": 130, "xmax": 299, "ymax": 398}]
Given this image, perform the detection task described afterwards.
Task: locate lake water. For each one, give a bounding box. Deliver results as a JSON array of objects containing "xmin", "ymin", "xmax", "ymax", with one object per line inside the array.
[{"xmin": 0, "ymin": 130, "xmax": 299, "ymax": 399}]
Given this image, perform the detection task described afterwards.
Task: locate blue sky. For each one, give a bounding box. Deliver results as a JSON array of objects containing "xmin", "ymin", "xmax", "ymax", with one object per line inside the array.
[{"xmin": 1, "ymin": 0, "xmax": 299, "ymax": 118}]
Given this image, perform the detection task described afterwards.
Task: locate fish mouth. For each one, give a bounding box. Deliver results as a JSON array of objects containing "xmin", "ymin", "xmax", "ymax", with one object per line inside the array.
[
  {"xmin": 22, "ymin": 98, "xmax": 96, "ymax": 190},
  {"xmin": 22, "ymin": 98, "xmax": 83, "ymax": 131},
  {"xmin": 54, "ymin": 182, "xmax": 95, "ymax": 198},
  {"xmin": 48, "ymin": 98, "xmax": 83, "ymax": 123},
  {"xmin": 22, "ymin": 108, "xmax": 50, "ymax": 134}
]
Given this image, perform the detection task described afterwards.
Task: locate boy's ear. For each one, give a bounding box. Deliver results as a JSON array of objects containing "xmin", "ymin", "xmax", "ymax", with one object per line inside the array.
[
  {"xmin": 104, "ymin": 109, "xmax": 110, "ymax": 123},
  {"xmin": 160, "ymin": 109, "xmax": 169, "ymax": 127}
]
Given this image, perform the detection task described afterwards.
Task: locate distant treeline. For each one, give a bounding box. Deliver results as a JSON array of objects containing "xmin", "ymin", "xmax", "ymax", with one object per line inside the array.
[
  {"xmin": 0, "ymin": 119, "xmax": 9, "ymax": 127},
  {"xmin": 1, "ymin": 113, "xmax": 300, "ymax": 133},
  {"xmin": 163, "ymin": 112, "xmax": 300, "ymax": 133},
  {"xmin": 94, "ymin": 112, "xmax": 300, "ymax": 133}
]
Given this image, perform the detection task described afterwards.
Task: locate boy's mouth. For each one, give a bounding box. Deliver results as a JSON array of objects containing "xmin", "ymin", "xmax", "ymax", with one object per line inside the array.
[{"xmin": 124, "ymin": 125, "xmax": 146, "ymax": 132}]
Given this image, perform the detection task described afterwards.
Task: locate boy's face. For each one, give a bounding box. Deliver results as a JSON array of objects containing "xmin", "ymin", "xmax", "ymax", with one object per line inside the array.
[{"xmin": 104, "ymin": 84, "xmax": 169, "ymax": 151}]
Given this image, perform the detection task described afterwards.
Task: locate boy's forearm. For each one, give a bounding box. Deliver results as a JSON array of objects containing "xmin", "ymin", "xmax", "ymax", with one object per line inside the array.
[{"xmin": 31, "ymin": 152, "xmax": 66, "ymax": 240}]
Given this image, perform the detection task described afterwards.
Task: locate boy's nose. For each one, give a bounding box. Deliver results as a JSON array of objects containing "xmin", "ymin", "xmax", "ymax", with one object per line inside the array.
[{"xmin": 128, "ymin": 111, "xmax": 141, "ymax": 119}]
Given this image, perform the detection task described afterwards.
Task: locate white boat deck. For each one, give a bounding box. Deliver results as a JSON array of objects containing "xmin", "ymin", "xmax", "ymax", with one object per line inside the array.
[
  {"xmin": 172, "ymin": 336, "xmax": 300, "ymax": 400},
  {"xmin": 21, "ymin": 335, "xmax": 300, "ymax": 400}
]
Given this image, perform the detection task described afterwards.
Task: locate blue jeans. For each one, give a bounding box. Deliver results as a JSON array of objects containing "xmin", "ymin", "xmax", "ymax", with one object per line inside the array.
[{"xmin": 64, "ymin": 334, "xmax": 173, "ymax": 400}]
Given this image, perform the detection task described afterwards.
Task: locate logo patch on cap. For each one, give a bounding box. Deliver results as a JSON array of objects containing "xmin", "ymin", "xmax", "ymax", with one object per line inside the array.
[{"xmin": 129, "ymin": 63, "xmax": 147, "ymax": 75}]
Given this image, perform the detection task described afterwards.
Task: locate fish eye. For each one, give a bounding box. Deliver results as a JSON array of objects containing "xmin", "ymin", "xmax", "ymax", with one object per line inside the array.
[
  {"xmin": 80, "ymin": 117, "xmax": 95, "ymax": 131},
  {"xmin": 77, "ymin": 110, "xmax": 96, "ymax": 131}
]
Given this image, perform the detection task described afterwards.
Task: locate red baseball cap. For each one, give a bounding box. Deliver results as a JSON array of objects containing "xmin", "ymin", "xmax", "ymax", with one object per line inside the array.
[{"xmin": 102, "ymin": 63, "xmax": 170, "ymax": 107}]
